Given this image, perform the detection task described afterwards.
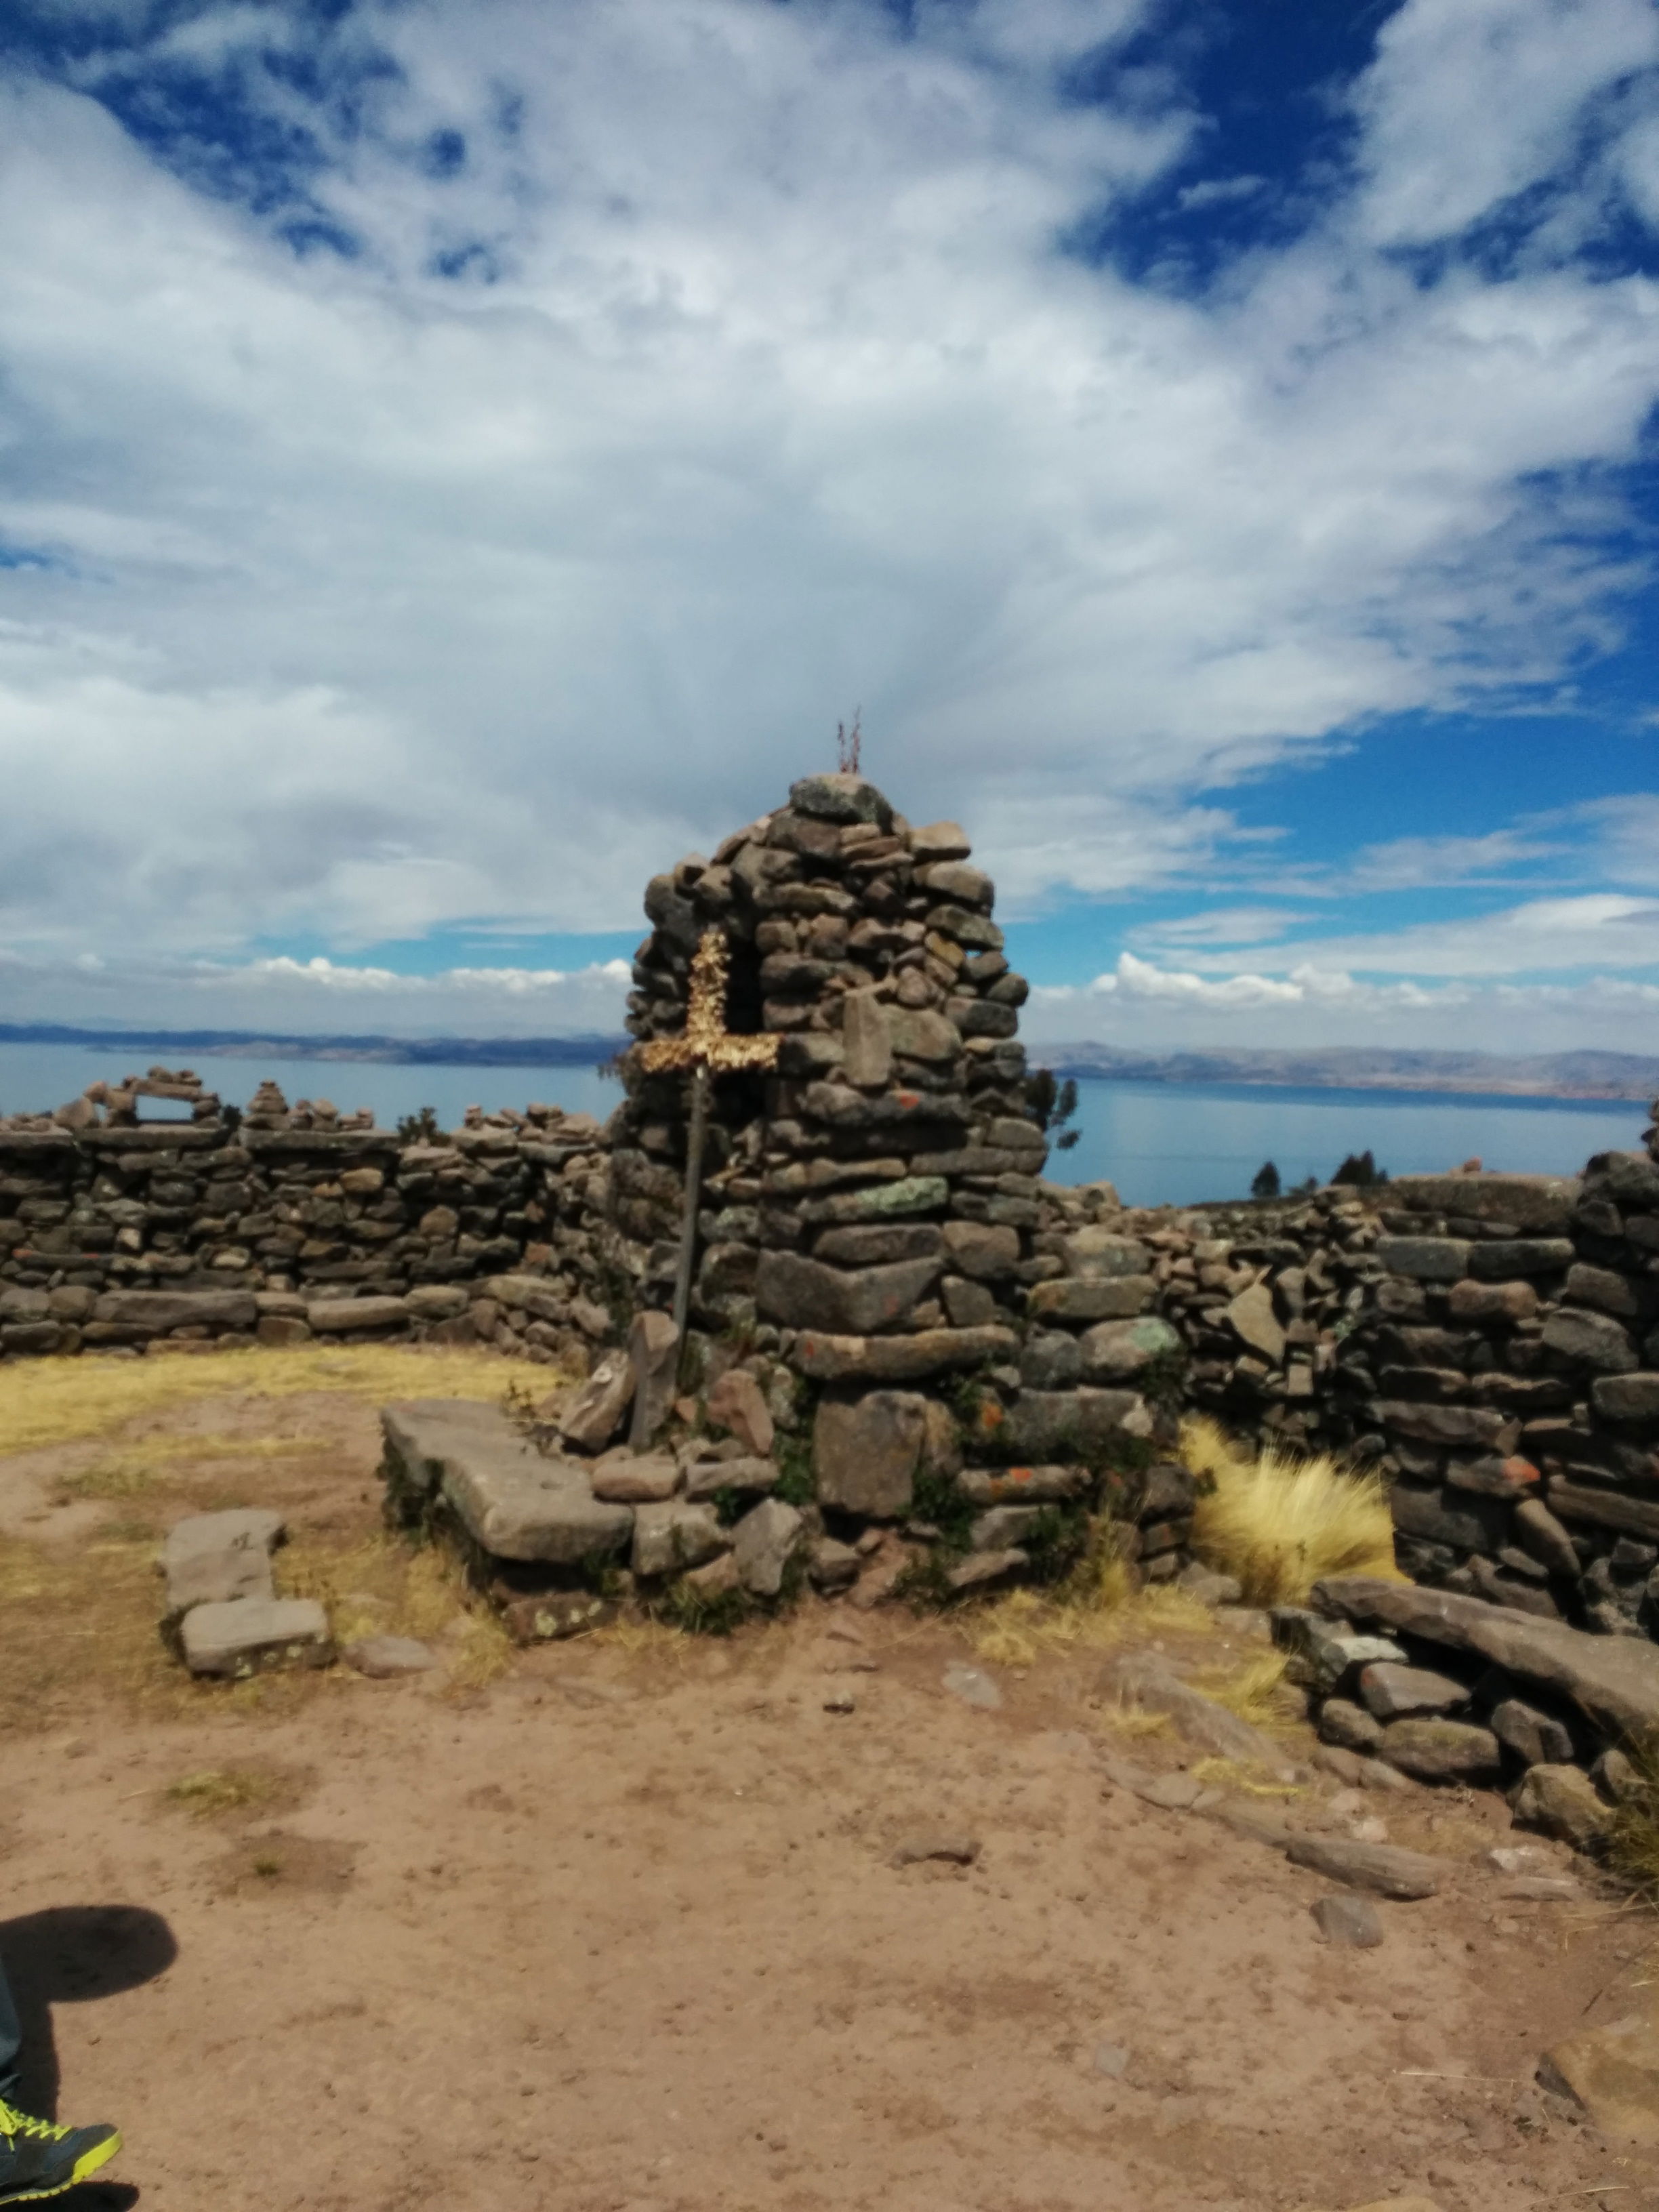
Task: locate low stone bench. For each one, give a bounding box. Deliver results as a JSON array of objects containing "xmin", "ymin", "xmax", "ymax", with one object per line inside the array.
[{"xmin": 382, "ymin": 1399, "xmax": 634, "ymax": 1565}]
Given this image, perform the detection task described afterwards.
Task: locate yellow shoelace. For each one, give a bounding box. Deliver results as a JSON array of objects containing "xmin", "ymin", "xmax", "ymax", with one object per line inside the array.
[{"xmin": 0, "ymin": 2101, "xmax": 70, "ymax": 2144}]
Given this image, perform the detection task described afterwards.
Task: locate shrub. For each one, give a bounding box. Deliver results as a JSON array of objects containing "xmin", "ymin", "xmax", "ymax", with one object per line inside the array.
[
  {"xmin": 1332, "ymin": 1149, "xmax": 1388, "ymax": 1188},
  {"xmin": 1186, "ymin": 1418, "xmax": 1399, "ymax": 1605},
  {"xmin": 1024, "ymin": 1067, "xmax": 1082, "ymax": 1151}
]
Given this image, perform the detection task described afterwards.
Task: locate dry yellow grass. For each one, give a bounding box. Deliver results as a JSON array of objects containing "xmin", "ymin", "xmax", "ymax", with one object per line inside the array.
[
  {"xmin": 165, "ymin": 1767, "xmax": 286, "ymax": 1818},
  {"xmin": 276, "ymin": 1529, "xmax": 514, "ymax": 1691},
  {"xmin": 56, "ymin": 1431, "xmax": 304, "ymax": 1504},
  {"xmin": 0, "ymin": 1340, "xmax": 567, "ymax": 1456},
  {"xmin": 0, "ymin": 1342, "xmax": 572, "ymax": 1723},
  {"xmin": 1187, "ymin": 1647, "xmax": 1294, "ymax": 1731},
  {"xmin": 1186, "ymin": 1416, "xmax": 1399, "ymax": 1606},
  {"xmin": 1603, "ymin": 1746, "xmax": 1659, "ymax": 1902},
  {"xmin": 970, "ymin": 1542, "xmax": 1218, "ymax": 1671},
  {"xmin": 1185, "ymin": 1754, "xmax": 1305, "ymax": 1799},
  {"xmin": 0, "ymin": 1525, "xmax": 181, "ymax": 1723}
]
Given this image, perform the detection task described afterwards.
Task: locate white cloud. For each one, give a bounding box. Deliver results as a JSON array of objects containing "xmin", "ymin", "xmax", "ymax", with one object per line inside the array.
[
  {"xmin": 0, "ymin": 0, "xmax": 1656, "ymax": 1004},
  {"xmin": 1128, "ymin": 907, "xmax": 1302, "ymax": 947},
  {"xmin": 1353, "ymin": 0, "xmax": 1659, "ymax": 245},
  {"xmin": 1568, "ymin": 792, "xmax": 1659, "ymax": 886},
  {"xmin": 1069, "ymin": 949, "xmax": 1454, "ymax": 1010},
  {"xmin": 1139, "ymin": 892, "xmax": 1659, "ymax": 979},
  {"xmin": 1023, "ymin": 952, "xmax": 1659, "ymax": 1052},
  {"xmin": 0, "ymin": 947, "xmax": 632, "ymax": 1037},
  {"xmin": 1174, "ymin": 175, "xmax": 1265, "ymax": 213},
  {"xmin": 1342, "ymin": 826, "xmax": 1562, "ymax": 890}
]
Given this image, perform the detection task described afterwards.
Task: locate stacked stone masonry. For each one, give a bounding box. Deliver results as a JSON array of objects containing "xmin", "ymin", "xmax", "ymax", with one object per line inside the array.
[
  {"xmin": 0, "ymin": 1077, "xmax": 623, "ymax": 1366},
  {"xmin": 1103, "ymin": 1101, "xmax": 1659, "ymax": 1639},
  {"xmin": 5, "ymin": 790, "xmax": 1657, "ymax": 1654}
]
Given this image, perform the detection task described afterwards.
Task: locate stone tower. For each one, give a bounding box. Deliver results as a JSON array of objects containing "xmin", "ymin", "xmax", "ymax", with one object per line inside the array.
[{"xmin": 611, "ymin": 771, "xmax": 1054, "ymax": 1357}]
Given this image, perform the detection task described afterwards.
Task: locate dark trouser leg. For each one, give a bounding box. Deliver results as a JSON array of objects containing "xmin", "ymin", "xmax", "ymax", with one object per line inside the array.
[{"xmin": 0, "ymin": 1955, "xmax": 22, "ymax": 2106}]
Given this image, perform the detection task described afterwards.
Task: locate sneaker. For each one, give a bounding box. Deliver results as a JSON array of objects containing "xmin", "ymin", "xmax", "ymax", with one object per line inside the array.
[{"xmin": 0, "ymin": 2100, "xmax": 122, "ymax": 2203}]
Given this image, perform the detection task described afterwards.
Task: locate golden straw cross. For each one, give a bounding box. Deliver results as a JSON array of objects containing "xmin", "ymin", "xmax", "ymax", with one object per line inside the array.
[{"xmin": 640, "ymin": 930, "xmax": 781, "ymax": 1351}]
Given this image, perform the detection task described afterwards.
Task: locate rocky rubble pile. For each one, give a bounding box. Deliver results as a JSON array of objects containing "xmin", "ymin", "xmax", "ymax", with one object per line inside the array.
[
  {"xmin": 378, "ymin": 1282, "xmax": 1198, "ymax": 1634},
  {"xmin": 1080, "ymin": 1183, "xmax": 1387, "ymax": 1448},
  {"xmin": 1283, "ymin": 1574, "xmax": 1659, "ymax": 1855}
]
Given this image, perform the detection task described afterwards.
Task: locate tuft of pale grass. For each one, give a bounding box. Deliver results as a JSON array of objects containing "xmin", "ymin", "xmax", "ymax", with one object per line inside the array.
[
  {"xmin": 1098, "ymin": 1706, "xmax": 1174, "ymax": 1740},
  {"xmin": 0, "ymin": 1341, "xmax": 568, "ymax": 1458},
  {"xmin": 1181, "ymin": 1414, "xmax": 1248, "ymax": 1487},
  {"xmin": 1187, "ymin": 1647, "xmax": 1294, "ymax": 1732},
  {"xmin": 591, "ymin": 1616, "xmax": 695, "ymax": 1664},
  {"xmin": 277, "ymin": 1528, "xmax": 513, "ymax": 1693},
  {"xmin": 1602, "ymin": 1744, "xmax": 1659, "ymax": 1902},
  {"xmin": 1186, "ymin": 1754, "xmax": 1305, "ymax": 1799},
  {"xmin": 165, "ymin": 1768, "xmax": 282, "ymax": 1818},
  {"xmin": 970, "ymin": 1531, "xmax": 1218, "ymax": 1669},
  {"xmin": 1187, "ymin": 1419, "xmax": 1399, "ymax": 1607}
]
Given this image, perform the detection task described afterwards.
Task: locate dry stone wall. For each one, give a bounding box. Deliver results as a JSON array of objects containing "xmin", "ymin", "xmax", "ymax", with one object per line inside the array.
[
  {"xmin": 0, "ymin": 1078, "xmax": 623, "ymax": 1364},
  {"xmin": 6, "ymin": 799, "xmax": 1656, "ymax": 1654},
  {"xmin": 1096, "ymin": 1103, "xmax": 1659, "ymax": 1639}
]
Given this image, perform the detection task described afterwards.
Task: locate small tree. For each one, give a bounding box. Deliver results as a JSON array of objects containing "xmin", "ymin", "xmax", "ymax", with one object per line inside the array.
[
  {"xmin": 1025, "ymin": 1067, "xmax": 1082, "ymax": 1151},
  {"xmin": 1332, "ymin": 1149, "xmax": 1388, "ymax": 1187},
  {"xmin": 396, "ymin": 1105, "xmax": 442, "ymax": 1142},
  {"xmin": 1251, "ymin": 1160, "xmax": 1281, "ymax": 1200}
]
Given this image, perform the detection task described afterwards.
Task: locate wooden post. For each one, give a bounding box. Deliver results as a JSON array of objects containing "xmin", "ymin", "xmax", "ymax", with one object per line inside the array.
[
  {"xmin": 638, "ymin": 931, "xmax": 781, "ymax": 1374},
  {"xmin": 670, "ymin": 1062, "xmax": 711, "ymax": 1349}
]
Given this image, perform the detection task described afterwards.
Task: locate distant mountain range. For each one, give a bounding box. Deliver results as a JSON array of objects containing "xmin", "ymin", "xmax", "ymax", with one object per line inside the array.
[
  {"xmin": 1036, "ymin": 1043, "xmax": 1659, "ymax": 1102},
  {"xmin": 3, "ymin": 1023, "xmax": 1656, "ymax": 1101},
  {"xmin": 0, "ymin": 1021, "xmax": 623, "ymax": 1068}
]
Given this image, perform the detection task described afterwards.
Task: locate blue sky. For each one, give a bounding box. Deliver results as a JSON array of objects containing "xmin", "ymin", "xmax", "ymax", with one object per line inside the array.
[{"xmin": 1, "ymin": 0, "xmax": 1658, "ymax": 1053}]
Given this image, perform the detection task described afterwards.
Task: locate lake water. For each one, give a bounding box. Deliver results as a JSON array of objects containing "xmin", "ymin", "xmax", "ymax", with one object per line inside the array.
[{"xmin": 0, "ymin": 1042, "xmax": 1645, "ymax": 1210}]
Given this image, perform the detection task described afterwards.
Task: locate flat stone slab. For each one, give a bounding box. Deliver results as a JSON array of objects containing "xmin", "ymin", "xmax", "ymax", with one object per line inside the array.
[
  {"xmin": 682, "ymin": 1454, "xmax": 779, "ymax": 1501},
  {"xmin": 1314, "ymin": 1574, "xmax": 1659, "ymax": 1748},
  {"xmin": 1284, "ymin": 1834, "xmax": 1446, "ymax": 1900},
  {"xmin": 956, "ymin": 1465, "xmax": 1090, "ymax": 1505},
  {"xmin": 180, "ymin": 1596, "xmax": 333, "ymax": 1679},
  {"xmin": 382, "ymin": 1399, "xmax": 518, "ymax": 1498},
  {"xmin": 1099, "ymin": 1652, "xmax": 1296, "ymax": 1778},
  {"xmin": 589, "ymin": 1449, "xmax": 680, "ymax": 1502},
  {"xmin": 998, "ymin": 1388, "xmax": 1153, "ymax": 1460},
  {"xmin": 380, "ymin": 1400, "xmax": 633, "ymax": 1564},
  {"xmin": 790, "ymin": 1325, "xmax": 1018, "ymax": 1382},
  {"xmin": 93, "ymin": 1288, "xmax": 258, "ymax": 1331},
  {"xmin": 1540, "ymin": 2010, "xmax": 1659, "ymax": 2144},
  {"xmin": 483, "ymin": 1273, "xmax": 569, "ymax": 1324},
  {"xmin": 161, "ymin": 1508, "xmax": 284, "ymax": 1615},
  {"xmin": 308, "ymin": 1296, "xmax": 410, "ymax": 1333}
]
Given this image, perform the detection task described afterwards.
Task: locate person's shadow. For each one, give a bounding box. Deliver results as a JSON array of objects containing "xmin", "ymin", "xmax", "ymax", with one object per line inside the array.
[{"xmin": 1, "ymin": 1904, "xmax": 176, "ymax": 2208}]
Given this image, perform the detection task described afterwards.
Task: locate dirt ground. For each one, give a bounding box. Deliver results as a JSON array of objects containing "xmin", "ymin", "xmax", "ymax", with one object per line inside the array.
[{"xmin": 5, "ymin": 1346, "xmax": 1659, "ymax": 2212}]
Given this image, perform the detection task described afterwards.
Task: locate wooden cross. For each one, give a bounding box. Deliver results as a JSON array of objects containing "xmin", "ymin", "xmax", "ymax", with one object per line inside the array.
[{"xmin": 639, "ymin": 930, "xmax": 781, "ymax": 1354}]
